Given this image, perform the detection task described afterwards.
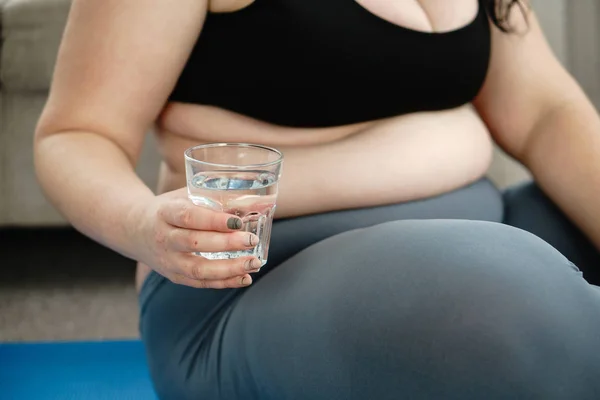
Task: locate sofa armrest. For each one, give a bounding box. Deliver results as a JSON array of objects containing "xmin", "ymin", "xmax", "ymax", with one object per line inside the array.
[{"xmin": 1, "ymin": 0, "xmax": 72, "ymax": 93}]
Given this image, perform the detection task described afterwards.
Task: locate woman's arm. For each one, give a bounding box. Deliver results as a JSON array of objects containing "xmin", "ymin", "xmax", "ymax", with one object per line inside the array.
[
  {"xmin": 473, "ymin": 5, "xmax": 600, "ymax": 248},
  {"xmin": 35, "ymin": 0, "xmax": 207, "ymax": 258},
  {"xmin": 274, "ymin": 106, "xmax": 491, "ymax": 218}
]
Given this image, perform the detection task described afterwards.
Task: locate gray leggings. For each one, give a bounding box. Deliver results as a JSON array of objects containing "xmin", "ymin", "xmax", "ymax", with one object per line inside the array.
[{"xmin": 139, "ymin": 179, "xmax": 600, "ymax": 399}]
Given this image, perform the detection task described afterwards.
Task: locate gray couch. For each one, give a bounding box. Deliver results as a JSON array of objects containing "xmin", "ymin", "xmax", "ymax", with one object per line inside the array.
[{"xmin": 4, "ymin": 0, "xmax": 597, "ymax": 227}]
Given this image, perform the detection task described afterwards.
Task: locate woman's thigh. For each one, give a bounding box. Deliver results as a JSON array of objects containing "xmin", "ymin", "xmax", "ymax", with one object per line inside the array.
[
  {"xmin": 145, "ymin": 219, "xmax": 600, "ymax": 400},
  {"xmin": 139, "ymin": 179, "xmax": 502, "ymax": 395},
  {"xmin": 503, "ymin": 181, "xmax": 600, "ymax": 284}
]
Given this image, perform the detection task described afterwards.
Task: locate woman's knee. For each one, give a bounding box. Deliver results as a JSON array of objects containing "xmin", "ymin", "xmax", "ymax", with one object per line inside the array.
[
  {"xmin": 332, "ymin": 218, "xmax": 589, "ymax": 325},
  {"xmin": 315, "ymin": 220, "xmax": 600, "ymax": 397},
  {"xmin": 293, "ymin": 219, "xmax": 588, "ymax": 348}
]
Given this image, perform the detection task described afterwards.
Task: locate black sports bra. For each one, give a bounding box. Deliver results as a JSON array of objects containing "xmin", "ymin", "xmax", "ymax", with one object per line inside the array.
[{"xmin": 169, "ymin": 0, "xmax": 491, "ymax": 128}]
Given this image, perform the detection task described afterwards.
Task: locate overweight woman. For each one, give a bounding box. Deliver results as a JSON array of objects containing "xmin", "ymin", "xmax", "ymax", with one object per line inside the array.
[{"xmin": 34, "ymin": 0, "xmax": 600, "ymax": 398}]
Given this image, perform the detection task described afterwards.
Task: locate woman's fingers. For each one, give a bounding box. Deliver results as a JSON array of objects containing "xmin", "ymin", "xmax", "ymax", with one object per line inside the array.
[
  {"xmin": 168, "ymin": 272, "xmax": 253, "ymax": 289},
  {"xmin": 173, "ymin": 255, "xmax": 262, "ymax": 281},
  {"xmin": 155, "ymin": 191, "xmax": 263, "ymax": 289},
  {"xmin": 159, "ymin": 198, "xmax": 243, "ymax": 232},
  {"xmin": 168, "ymin": 228, "xmax": 259, "ymax": 252}
]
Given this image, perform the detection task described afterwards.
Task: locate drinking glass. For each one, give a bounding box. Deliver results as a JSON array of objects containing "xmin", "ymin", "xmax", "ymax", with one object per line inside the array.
[{"xmin": 184, "ymin": 143, "xmax": 283, "ymax": 265}]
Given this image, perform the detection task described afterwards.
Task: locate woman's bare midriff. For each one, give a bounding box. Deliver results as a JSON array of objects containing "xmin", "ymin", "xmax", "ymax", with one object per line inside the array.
[{"xmin": 136, "ymin": 102, "xmax": 494, "ymax": 290}]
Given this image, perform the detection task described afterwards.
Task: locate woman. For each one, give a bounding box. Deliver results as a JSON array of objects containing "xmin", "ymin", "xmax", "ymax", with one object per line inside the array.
[{"xmin": 34, "ymin": 0, "xmax": 600, "ymax": 398}]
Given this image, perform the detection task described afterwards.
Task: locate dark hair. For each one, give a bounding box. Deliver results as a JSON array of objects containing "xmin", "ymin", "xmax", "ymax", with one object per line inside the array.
[{"xmin": 486, "ymin": 0, "xmax": 530, "ymax": 32}]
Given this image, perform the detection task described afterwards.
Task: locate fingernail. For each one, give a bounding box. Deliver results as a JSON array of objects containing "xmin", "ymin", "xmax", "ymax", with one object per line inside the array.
[
  {"xmin": 227, "ymin": 217, "xmax": 243, "ymax": 230},
  {"xmin": 247, "ymin": 234, "xmax": 259, "ymax": 247},
  {"xmin": 245, "ymin": 258, "xmax": 261, "ymax": 271},
  {"xmin": 241, "ymin": 275, "xmax": 252, "ymax": 286}
]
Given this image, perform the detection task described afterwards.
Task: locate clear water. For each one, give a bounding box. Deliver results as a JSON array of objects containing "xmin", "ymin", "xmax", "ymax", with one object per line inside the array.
[{"xmin": 189, "ymin": 170, "xmax": 278, "ymax": 264}]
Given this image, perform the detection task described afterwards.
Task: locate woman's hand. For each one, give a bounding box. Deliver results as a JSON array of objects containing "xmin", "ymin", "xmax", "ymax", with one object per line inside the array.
[{"xmin": 132, "ymin": 188, "xmax": 261, "ymax": 288}]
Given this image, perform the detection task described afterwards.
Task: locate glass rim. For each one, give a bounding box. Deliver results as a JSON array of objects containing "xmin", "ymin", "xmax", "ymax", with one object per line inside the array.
[{"xmin": 184, "ymin": 143, "xmax": 284, "ymax": 169}]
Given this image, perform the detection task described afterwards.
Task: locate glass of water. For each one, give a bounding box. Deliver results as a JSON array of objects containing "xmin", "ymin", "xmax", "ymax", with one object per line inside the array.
[{"xmin": 184, "ymin": 143, "xmax": 283, "ymax": 266}]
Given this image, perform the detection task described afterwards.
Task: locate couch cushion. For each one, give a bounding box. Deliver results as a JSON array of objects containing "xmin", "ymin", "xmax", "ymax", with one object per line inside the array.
[{"xmin": 1, "ymin": 0, "xmax": 71, "ymax": 93}]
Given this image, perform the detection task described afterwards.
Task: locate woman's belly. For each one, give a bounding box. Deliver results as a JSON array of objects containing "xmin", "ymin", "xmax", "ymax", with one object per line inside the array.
[{"xmin": 154, "ymin": 102, "xmax": 494, "ymax": 216}]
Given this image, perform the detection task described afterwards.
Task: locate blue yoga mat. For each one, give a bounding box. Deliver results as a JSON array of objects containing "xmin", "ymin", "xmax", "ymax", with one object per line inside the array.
[{"xmin": 0, "ymin": 340, "xmax": 157, "ymax": 400}]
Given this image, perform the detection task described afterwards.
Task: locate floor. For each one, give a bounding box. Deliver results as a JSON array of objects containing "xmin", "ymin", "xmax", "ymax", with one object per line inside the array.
[{"xmin": 0, "ymin": 227, "xmax": 139, "ymax": 342}]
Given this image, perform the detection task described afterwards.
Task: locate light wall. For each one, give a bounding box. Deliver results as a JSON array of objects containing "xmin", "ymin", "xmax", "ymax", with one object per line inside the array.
[{"xmin": 489, "ymin": 0, "xmax": 600, "ymax": 188}]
